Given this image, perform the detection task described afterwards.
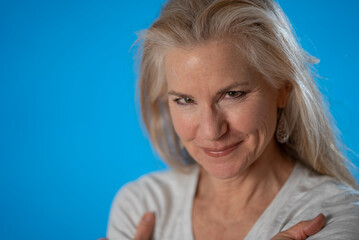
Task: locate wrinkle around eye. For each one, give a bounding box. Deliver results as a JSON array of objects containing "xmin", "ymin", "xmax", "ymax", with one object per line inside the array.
[
  {"xmin": 223, "ymin": 91, "xmax": 247, "ymax": 100},
  {"xmin": 173, "ymin": 97, "xmax": 196, "ymax": 105}
]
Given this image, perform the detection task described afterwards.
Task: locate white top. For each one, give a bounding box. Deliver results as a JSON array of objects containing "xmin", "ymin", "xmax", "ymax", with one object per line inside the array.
[{"xmin": 107, "ymin": 162, "xmax": 359, "ymax": 239}]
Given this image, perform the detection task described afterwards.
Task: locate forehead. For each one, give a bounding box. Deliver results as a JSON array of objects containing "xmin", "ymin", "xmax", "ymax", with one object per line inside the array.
[{"xmin": 164, "ymin": 41, "xmax": 259, "ymax": 90}]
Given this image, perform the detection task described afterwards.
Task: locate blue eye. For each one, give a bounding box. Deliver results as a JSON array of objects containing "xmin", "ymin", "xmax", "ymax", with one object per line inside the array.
[
  {"xmin": 224, "ymin": 91, "xmax": 245, "ymax": 99},
  {"xmin": 174, "ymin": 97, "xmax": 195, "ymax": 105}
]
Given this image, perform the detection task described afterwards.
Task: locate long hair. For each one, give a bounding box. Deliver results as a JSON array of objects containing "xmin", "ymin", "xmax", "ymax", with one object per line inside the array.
[{"xmin": 137, "ymin": 0, "xmax": 357, "ymax": 187}]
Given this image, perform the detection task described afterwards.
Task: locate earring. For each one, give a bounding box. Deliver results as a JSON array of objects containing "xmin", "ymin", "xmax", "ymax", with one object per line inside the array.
[
  {"xmin": 276, "ymin": 109, "xmax": 289, "ymax": 144},
  {"xmin": 179, "ymin": 140, "xmax": 185, "ymax": 150}
]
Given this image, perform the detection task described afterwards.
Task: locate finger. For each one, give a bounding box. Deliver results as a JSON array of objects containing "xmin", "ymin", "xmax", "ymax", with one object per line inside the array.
[
  {"xmin": 302, "ymin": 213, "xmax": 326, "ymax": 236},
  {"xmin": 272, "ymin": 214, "xmax": 326, "ymax": 240},
  {"xmin": 285, "ymin": 213, "xmax": 326, "ymax": 239},
  {"xmin": 134, "ymin": 212, "xmax": 155, "ymax": 240}
]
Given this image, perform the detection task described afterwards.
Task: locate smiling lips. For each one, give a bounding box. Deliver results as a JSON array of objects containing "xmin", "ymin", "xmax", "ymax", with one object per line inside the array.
[{"xmin": 201, "ymin": 141, "xmax": 242, "ymax": 157}]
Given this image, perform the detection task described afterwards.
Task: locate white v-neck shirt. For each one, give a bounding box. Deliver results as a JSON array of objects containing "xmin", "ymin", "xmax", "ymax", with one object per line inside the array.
[{"xmin": 107, "ymin": 162, "xmax": 359, "ymax": 239}]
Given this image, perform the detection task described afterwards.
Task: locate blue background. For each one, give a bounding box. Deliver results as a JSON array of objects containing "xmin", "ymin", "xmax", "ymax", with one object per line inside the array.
[{"xmin": 1, "ymin": 0, "xmax": 358, "ymax": 239}]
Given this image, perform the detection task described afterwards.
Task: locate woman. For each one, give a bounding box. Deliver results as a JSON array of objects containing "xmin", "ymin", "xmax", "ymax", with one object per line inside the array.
[{"xmin": 106, "ymin": 0, "xmax": 359, "ymax": 239}]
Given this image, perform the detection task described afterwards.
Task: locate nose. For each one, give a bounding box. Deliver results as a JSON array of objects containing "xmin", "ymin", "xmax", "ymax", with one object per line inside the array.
[{"xmin": 199, "ymin": 105, "xmax": 228, "ymax": 141}]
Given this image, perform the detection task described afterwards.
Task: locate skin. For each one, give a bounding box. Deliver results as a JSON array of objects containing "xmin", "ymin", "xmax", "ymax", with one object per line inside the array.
[
  {"xmin": 98, "ymin": 212, "xmax": 325, "ymax": 240},
  {"xmin": 165, "ymin": 40, "xmax": 323, "ymax": 239},
  {"xmin": 99, "ymin": 41, "xmax": 326, "ymax": 239}
]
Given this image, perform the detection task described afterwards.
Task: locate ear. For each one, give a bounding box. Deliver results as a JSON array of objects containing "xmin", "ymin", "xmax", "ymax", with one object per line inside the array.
[{"xmin": 277, "ymin": 84, "xmax": 291, "ymax": 108}]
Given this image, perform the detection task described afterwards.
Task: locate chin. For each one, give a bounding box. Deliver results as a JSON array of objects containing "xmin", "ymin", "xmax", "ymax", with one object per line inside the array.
[{"xmin": 199, "ymin": 155, "xmax": 252, "ymax": 179}]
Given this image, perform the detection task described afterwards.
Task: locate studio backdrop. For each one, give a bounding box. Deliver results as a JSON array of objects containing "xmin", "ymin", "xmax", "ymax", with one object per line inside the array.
[{"xmin": 0, "ymin": 0, "xmax": 358, "ymax": 239}]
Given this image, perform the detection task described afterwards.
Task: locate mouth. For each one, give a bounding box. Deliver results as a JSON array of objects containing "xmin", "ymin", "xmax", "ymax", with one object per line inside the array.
[{"xmin": 201, "ymin": 141, "xmax": 242, "ymax": 158}]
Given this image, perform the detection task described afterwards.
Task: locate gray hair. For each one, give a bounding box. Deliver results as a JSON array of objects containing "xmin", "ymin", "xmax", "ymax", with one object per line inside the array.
[{"xmin": 137, "ymin": 0, "xmax": 357, "ymax": 187}]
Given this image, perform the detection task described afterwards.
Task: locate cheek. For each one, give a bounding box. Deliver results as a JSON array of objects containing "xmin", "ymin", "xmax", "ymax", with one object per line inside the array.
[
  {"xmin": 229, "ymin": 97, "xmax": 277, "ymax": 138},
  {"xmin": 253, "ymin": 108, "xmax": 277, "ymax": 142},
  {"xmin": 169, "ymin": 108, "xmax": 197, "ymax": 141}
]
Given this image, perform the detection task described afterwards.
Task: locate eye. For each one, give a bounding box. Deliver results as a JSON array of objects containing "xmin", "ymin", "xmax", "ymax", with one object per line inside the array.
[
  {"xmin": 173, "ymin": 97, "xmax": 195, "ymax": 105},
  {"xmin": 224, "ymin": 91, "xmax": 245, "ymax": 99}
]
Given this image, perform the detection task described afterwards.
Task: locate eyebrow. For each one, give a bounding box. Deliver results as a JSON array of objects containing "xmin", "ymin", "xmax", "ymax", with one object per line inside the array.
[
  {"xmin": 167, "ymin": 91, "xmax": 195, "ymax": 99},
  {"xmin": 167, "ymin": 82, "xmax": 249, "ymax": 98}
]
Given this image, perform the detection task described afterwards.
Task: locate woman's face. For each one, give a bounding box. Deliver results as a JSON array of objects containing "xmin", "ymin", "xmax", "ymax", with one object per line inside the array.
[{"xmin": 165, "ymin": 41, "xmax": 288, "ymax": 179}]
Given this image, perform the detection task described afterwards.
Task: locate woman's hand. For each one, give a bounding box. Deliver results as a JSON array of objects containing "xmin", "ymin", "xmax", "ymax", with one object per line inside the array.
[
  {"xmin": 133, "ymin": 212, "xmax": 156, "ymax": 240},
  {"xmin": 99, "ymin": 212, "xmax": 323, "ymax": 240},
  {"xmin": 134, "ymin": 212, "xmax": 323, "ymax": 240},
  {"xmin": 97, "ymin": 212, "xmax": 155, "ymax": 240},
  {"xmin": 271, "ymin": 214, "xmax": 326, "ymax": 240}
]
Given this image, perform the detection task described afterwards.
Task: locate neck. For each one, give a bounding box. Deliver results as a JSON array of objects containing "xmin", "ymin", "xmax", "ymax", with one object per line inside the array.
[{"xmin": 195, "ymin": 140, "xmax": 294, "ymax": 216}]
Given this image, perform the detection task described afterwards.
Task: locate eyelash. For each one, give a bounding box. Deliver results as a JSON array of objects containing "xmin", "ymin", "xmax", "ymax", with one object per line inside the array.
[
  {"xmin": 173, "ymin": 91, "xmax": 246, "ymax": 105},
  {"xmin": 173, "ymin": 97, "xmax": 195, "ymax": 105},
  {"xmin": 224, "ymin": 91, "xmax": 246, "ymax": 99}
]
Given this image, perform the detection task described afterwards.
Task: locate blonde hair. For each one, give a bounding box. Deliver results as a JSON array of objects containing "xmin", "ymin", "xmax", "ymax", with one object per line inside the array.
[{"xmin": 137, "ymin": 0, "xmax": 357, "ymax": 187}]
